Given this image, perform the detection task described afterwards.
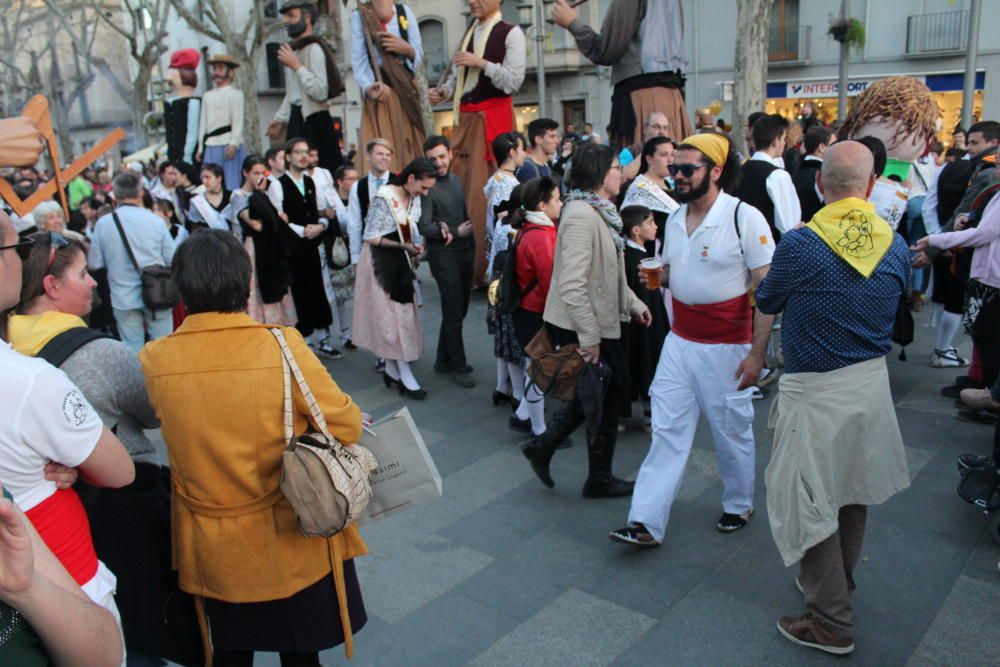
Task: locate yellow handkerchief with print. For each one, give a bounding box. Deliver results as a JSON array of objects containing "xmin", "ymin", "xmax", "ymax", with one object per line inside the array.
[{"xmin": 805, "ymin": 197, "xmax": 894, "ymax": 278}]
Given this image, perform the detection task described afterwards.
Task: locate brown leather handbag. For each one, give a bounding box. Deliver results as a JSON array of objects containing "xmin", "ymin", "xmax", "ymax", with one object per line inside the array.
[{"xmin": 524, "ymin": 325, "xmax": 585, "ymax": 402}]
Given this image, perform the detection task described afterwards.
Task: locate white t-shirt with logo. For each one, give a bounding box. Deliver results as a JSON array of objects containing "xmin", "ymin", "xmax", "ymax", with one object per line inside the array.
[
  {"xmin": 663, "ymin": 192, "xmax": 775, "ymax": 305},
  {"xmin": 0, "ymin": 342, "xmax": 102, "ymax": 511}
]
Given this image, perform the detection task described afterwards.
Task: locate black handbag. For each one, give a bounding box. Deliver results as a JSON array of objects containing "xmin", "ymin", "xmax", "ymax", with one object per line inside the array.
[{"xmin": 112, "ymin": 212, "xmax": 179, "ymax": 312}]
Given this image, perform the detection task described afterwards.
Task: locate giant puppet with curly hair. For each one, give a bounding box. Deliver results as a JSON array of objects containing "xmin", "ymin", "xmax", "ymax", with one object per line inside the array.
[{"xmin": 839, "ymin": 76, "xmax": 942, "ymax": 228}]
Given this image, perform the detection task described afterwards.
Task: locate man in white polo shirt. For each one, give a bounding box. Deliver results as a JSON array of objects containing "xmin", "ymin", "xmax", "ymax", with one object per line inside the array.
[{"xmin": 610, "ymin": 132, "xmax": 775, "ymax": 546}]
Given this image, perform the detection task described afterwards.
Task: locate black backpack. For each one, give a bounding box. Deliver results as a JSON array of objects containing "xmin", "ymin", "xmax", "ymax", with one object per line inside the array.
[
  {"xmin": 496, "ymin": 226, "xmax": 541, "ymax": 315},
  {"xmin": 36, "ymin": 327, "xmax": 111, "ymax": 367}
]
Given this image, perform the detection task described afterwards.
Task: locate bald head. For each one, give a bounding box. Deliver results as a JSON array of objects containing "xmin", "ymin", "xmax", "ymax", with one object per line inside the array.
[{"xmin": 820, "ymin": 141, "xmax": 876, "ymax": 202}]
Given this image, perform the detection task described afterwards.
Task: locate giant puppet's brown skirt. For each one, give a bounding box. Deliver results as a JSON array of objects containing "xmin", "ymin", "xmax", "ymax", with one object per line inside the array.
[
  {"xmin": 358, "ymin": 86, "xmax": 426, "ymax": 175},
  {"xmin": 622, "ymin": 86, "xmax": 694, "ymax": 148},
  {"xmin": 450, "ymin": 110, "xmax": 495, "ymax": 286}
]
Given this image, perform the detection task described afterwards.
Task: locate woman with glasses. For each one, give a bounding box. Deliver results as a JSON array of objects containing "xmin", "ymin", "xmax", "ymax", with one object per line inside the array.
[
  {"xmin": 352, "ymin": 158, "xmax": 436, "ymax": 399},
  {"xmin": 521, "ymin": 143, "xmax": 651, "ymax": 498},
  {"xmin": 6, "ymin": 230, "xmax": 200, "ymax": 662},
  {"xmin": 0, "ymin": 229, "xmax": 135, "ymax": 639}
]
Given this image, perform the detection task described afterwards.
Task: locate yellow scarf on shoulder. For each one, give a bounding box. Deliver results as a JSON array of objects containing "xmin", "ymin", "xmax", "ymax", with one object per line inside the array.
[
  {"xmin": 805, "ymin": 197, "xmax": 894, "ymax": 278},
  {"xmin": 7, "ymin": 311, "xmax": 88, "ymax": 357}
]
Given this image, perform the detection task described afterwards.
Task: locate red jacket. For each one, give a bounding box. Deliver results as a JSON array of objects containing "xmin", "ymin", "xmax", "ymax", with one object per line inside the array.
[{"xmin": 515, "ymin": 222, "xmax": 557, "ymax": 314}]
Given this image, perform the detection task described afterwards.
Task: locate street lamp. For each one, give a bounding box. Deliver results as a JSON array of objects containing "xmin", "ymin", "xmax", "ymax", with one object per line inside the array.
[{"xmin": 516, "ymin": 1, "xmax": 548, "ymax": 118}]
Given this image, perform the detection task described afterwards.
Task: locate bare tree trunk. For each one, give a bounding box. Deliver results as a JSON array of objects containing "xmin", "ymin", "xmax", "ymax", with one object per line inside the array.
[
  {"xmin": 236, "ymin": 63, "xmax": 263, "ymax": 154},
  {"xmin": 133, "ymin": 65, "xmax": 152, "ymax": 148},
  {"xmin": 732, "ymin": 0, "xmax": 774, "ymax": 158}
]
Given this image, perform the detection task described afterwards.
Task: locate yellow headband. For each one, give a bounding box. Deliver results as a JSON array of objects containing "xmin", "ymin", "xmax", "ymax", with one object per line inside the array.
[{"xmin": 680, "ymin": 133, "xmax": 730, "ymax": 167}]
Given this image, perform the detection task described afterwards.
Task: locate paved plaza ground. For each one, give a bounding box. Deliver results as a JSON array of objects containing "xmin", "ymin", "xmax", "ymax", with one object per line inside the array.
[{"xmin": 166, "ymin": 266, "xmax": 1000, "ymax": 666}]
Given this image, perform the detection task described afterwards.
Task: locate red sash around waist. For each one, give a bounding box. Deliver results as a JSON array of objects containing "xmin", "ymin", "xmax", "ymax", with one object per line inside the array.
[
  {"xmin": 671, "ymin": 293, "xmax": 753, "ymax": 344},
  {"xmin": 25, "ymin": 488, "xmax": 99, "ymax": 586},
  {"xmin": 460, "ymin": 96, "xmax": 514, "ymax": 161}
]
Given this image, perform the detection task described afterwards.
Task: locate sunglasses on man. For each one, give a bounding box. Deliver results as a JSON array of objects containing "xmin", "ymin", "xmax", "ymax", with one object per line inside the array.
[{"xmin": 668, "ymin": 163, "xmax": 708, "ymax": 178}]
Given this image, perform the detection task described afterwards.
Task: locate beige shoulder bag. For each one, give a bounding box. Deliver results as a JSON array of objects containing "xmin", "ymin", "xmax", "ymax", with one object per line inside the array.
[{"xmin": 271, "ymin": 328, "xmax": 378, "ymax": 537}]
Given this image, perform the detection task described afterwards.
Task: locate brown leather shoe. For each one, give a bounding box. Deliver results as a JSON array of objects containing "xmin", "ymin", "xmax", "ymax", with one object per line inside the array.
[{"xmin": 776, "ymin": 612, "xmax": 855, "ymax": 655}]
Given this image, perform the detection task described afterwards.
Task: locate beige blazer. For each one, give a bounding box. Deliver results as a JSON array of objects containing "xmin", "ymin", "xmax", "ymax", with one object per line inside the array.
[{"xmin": 543, "ymin": 200, "xmax": 647, "ymax": 347}]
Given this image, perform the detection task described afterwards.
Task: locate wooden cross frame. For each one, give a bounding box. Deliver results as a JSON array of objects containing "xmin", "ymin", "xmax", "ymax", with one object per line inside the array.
[{"xmin": 0, "ymin": 95, "xmax": 125, "ymax": 219}]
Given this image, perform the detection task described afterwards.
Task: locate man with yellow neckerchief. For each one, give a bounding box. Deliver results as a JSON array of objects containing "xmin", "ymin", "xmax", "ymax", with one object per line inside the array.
[
  {"xmin": 755, "ymin": 141, "xmax": 911, "ymax": 657},
  {"xmin": 429, "ymin": 0, "xmax": 526, "ymax": 284}
]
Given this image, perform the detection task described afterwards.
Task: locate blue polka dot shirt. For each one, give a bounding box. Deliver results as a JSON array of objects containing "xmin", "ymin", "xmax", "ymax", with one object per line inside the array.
[{"xmin": 754, "ymin": 227, "xmax": 911, "ymax": 374}]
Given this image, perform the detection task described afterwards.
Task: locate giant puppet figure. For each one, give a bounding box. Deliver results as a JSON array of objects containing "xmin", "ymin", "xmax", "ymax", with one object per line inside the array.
[
  {"xmin": 164, "ymin": 49, "xmax": 201, "ymax": 164},
  {"xmin": 350, "ymin": 0, "xmax": 426, "ymax": 174},
  {"xmin": 840, "ymin": 75, "xmax": 941, "ymax": 229},
  {"xmin": 197, "ymin": 54, "xmax": 246, "ymax": 190},
  {"xmin": 429, "ymin": 0, "xmax": 526, "ymax": 284},
  {"xmin": 268, "ymin": 0, "xmax": 345, "ymax": 172},
  {"xmin": 552, "ymin": 0, "xmax": 693, "ymax": 150}
]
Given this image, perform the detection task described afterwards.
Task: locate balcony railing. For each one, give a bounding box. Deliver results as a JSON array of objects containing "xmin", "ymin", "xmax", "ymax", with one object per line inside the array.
[
  {"xmin": 769, "ymin": 25, "xmax": 811, "ymax": 63},
  {"xmin": 907, "ymin": 10, "xmax": 969, "ymax": 54}
]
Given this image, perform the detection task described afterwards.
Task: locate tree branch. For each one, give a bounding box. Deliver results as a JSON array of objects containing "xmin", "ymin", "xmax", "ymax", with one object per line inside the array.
[{"xmin": 166, "ymin": 0, "xmax": 226, "ymax": 43}]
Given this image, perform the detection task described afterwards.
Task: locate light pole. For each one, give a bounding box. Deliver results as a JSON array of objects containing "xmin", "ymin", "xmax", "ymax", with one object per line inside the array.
[
  {"xmin": 836, "ymin": 0, "xmax": 850, "ymax": 122},
  {"xmin": 518, "ymin": 1, "xmax": 547, "ymax": 118},
  {"xmin": 960, "ymin": 0, "xmax": 982, "ymax": 129}
]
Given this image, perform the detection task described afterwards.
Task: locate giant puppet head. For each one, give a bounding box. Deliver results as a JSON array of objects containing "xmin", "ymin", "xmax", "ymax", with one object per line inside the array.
[
  {"xmin": 840, "ymin": 75, "xmax": 941, "ymax": 181},
  {"xmin": 167, "ymin": 49, "xmax": 200, "ymax": 98}
]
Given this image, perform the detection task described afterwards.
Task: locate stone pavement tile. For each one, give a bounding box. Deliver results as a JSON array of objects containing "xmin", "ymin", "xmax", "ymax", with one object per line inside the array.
[
  {"xmin": 436, "ymin": 479, "xmax": 575, "ymax": 559},
  {"xmin": 906, "ymin": 656, "xmax": 946, "ymax": 667},
  {"xmin": 354, "ymin": 535, "xmax": 493, "ymax": 624},
  {"xmin": 905, "ymin": 443, "xmax": 938, "ymax": 479},
  {"xmin": 452, "ymin": 557, "xmax": 568, "ymax": 622},
  {"xmin": 349, "ymin": 592, "xmax": 519, "ymax": 667},
  {"xmin": 360, "ymin": 448, "xmax": 538, "ymax": 549},
  {"xmin": 913, "ymin": 575, "xmax": 1000, "ymax": 667},
  {"xmin": 610, "ymin": 584, "xmax": 786, "ymax": 666},
  {"xmin": 469, "ymin": 588, "xmax": 656, "ymax": 667},
  {"xmin": 960, "ymin": 539, "xmax": 1000, "ymax": 584},
  {"xmin": 895, "ymin": 381, "xmax": 968, "ymax": 418}
]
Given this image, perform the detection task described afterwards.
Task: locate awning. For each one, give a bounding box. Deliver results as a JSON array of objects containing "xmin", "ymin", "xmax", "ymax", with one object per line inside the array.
[{"xmin": 122, "ymin": 142, "xmax": 167, "ymax": 164}]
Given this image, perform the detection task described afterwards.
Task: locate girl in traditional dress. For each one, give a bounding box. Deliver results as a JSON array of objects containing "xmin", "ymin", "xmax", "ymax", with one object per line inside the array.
[
  {"xmin": 621, "ymin": 136, "xmax": 680, "ymax": 253},
  {"xmin": 352, "ymin": 158, "xmax": 437, "ymax": 399},
  {"xmin": 230, "ymin": 156, "xmax": 298, "ymax": 326},
  {"xmin": 187, "ymin": 163, "xmax": 233, "ymax": 232},
  {"xmin": 484, "ymin": 132, "xmax": 527, "ymax": 408}
]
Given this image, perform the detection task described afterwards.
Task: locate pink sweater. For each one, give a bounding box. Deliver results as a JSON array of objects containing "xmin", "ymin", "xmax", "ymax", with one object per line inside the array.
[{"xmin": 929, "ymin": 193, "xmax": 1000, "ymax": 289}]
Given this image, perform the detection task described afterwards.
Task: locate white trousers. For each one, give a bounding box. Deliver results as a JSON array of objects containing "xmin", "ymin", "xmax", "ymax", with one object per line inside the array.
[{"xmin": 628, "ymin": 333, "xmax": 756, "ymax": 543}]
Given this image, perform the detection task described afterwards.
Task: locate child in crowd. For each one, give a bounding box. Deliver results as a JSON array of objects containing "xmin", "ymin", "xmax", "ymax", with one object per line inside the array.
[{"xmin": 621, "ymin": 205, "xmax": 669, "ymax": 429}]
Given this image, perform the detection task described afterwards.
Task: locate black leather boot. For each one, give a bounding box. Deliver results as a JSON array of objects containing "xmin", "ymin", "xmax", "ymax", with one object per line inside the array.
[
  {"xmin": 582, "ymin": 431, "xmax": 635, "ymax": 498},
  {"xmin": 521, "ymin": 400, "xmax": 585, "ymax": 488}
]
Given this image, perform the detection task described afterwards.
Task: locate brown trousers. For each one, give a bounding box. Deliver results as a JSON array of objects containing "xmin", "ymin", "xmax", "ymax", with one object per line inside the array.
[
  {"xmin": 449, "ymin": 110, "xmax": 495, "ymax": 285},
  {"xmin": 799, "ymin": 504, "xmax": 868, "ymax": 639}
]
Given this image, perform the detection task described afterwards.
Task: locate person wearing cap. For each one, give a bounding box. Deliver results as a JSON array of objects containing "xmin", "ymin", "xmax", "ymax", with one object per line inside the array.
[
  {"xmin": 428, "ymin": 0, "xmax": 526, "ymax": 284},
  {"xmin": 197, "ymin": 54, "xmax": 246, "ymax": 191},
  {"xmin": 268, "ymin": 1, "xmax": 344, "ymax": 173},
  {"xmin": 350, "ymin": 0, "xmax": 425, "ymax": 174},
  {"xmin": 609, "ymin": 132, "xmax": 775, "ymax": 547},
  {"xmin": 164, "ymin": 49, "xmax": 201, "ymax": 165}
]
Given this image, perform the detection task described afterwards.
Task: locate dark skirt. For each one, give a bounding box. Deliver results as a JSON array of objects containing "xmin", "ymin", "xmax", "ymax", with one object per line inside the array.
[
  {"xmin": 512, "ymin": 307, "xmax": 544, "ymax": 351},
  {"xmin": 494, "ymin": 311, "xmax": 525, "ymax": 363},
  {"xmin": 203, "ymin": 561, "xmax": 367, "ymax": 653}
]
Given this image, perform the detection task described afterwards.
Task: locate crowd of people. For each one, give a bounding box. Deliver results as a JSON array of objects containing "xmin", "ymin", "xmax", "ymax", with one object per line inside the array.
[{"xmin": 0, "ymin": 0, "xmax": 997, "ymax": 662}]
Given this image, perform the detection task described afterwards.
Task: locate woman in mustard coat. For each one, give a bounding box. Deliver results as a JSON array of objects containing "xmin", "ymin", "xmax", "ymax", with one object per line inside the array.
[{"xmin": 140, "ymin": 230, "xmax": 367, "ymax": 667}]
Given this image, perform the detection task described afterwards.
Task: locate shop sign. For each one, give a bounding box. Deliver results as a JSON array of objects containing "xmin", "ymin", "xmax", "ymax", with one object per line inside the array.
[{"xmin": 784, "ymin": 76, "xmax": 925, "ymax": 98}]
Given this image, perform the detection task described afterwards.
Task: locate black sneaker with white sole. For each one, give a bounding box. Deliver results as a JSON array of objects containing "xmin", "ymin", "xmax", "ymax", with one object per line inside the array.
[
  {"xmin": 609, "ymin": 523, "xmax": 659, "ymax": 547},
  {"xmin": 717, "ymin": 509, "xmax": 753, "ymax": 532}
]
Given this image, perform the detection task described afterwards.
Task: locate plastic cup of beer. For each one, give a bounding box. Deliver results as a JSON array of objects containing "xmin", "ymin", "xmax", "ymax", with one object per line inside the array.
[{"xmin": 640, "ymin": 258, "xmax": 662, "ymax": 289}]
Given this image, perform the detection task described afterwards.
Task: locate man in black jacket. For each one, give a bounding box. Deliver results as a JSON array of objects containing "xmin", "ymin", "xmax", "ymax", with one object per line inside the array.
[
  {"xmin": 419, "ymin": 135, "xmax": 476, "ymax": 388},
  {"xmin": 793, "ymin": 125, "xmax": 837, "ymax": 223}
]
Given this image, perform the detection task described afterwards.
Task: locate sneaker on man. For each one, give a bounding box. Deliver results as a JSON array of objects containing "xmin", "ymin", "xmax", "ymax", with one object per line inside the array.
[
  {"xmin": 957, "ymin": 408, "xmax": 998, "ymax": 426},
  {"xmin": 758, "ymin": 367, "xmax": 778, "ymax": 388},
  {"xmin": 777, "ymin": 613, "xmax": 854, "ymax": 655},
  {"xmin": 316, "ymin": 340, "xmax": 343, "ymax": 360},
  {"xmin": 450, "ymin": 371, "xmax": 476, "ymax": 388},
  {"xmin": 717, "ymin": 509, "xmax": 753, "ymax": 532},
  {"xmin": 930, "ymin": 347, "xmax": 969, "ymax": 368},
  {"xmin": 609, "ymin": 523, "xmax": 659, "ymax": 547},
  {"xmin": 957, "ymin": 454, "xmax": 993, "ymax": 473}
]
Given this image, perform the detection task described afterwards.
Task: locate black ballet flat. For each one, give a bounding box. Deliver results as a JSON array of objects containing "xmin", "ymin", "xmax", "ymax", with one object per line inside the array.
[
  {"xmin": 492, "ymin": 390, "xmax": 513, "ymax": 407},
  {"xmin": 398, "ymin": 384, "xmax": 428, "ymax": 400}
]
